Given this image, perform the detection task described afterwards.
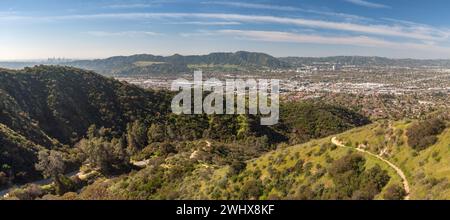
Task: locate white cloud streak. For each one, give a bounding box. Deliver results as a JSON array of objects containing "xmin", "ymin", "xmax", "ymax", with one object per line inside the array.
[
  {"xmin": 168, "ymin": 21, "xmax": 241, "ymax": 25},
  {"xmin": 203, "ymin": 1, "xmax": 368, "ymax": 21},
  {"xmin": 2, "ymin": 12, "xmax": 449, "ymax": 42},
  {"xmin": 345, "ymin": 0, "xmax": 390, "ymax": 9},
  {"xmin": 106, "ymin": 4, "xmax": 156, "ymax": 9},
  {"xmin": 215, "ymin": 29, "xmax": 450, "ymax": 53},
  {"xmin": 85, "ymin": 31, "xmax": 161, "ymax": 37},
  {"xmin": 105, "ymin": 0, "xmax": 180, "ymax": 9},
  {"xmin": 203, "ymin": 1, "xmax": 300, "ymax": 11}
]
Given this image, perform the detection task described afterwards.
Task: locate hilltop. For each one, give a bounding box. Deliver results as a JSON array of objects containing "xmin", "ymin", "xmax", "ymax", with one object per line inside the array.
[
  {"xmin": 0, "ymin": 66, "xmax": 172, "ymax": 185},
  {"xmin": 0, "ymin": 66, "xmax": 172, "ymax": 145},
  {"xmin": 65, "ymin": 51, "xmax": 290, "ymax": 76}
]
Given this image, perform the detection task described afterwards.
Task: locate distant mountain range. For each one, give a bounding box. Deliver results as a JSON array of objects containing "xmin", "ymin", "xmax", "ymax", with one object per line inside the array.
[
  {"xmin": 2, "ymin": 52, "xmax": 450, "ymax": 76},
  {"xmin": 61, "ymin": 51, "xmax": 289, "ymax": 76}
]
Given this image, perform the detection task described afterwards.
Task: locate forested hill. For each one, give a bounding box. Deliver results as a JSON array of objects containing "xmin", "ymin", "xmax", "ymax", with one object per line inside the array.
[
  {"xmin": 0, "ymin": 65, "xmax": 171, "ymax": 146},
  {"xmin": 65, "ymin": 51, "xmax": 290, "ymax": 76},
  {"xmin": 0, "ymin": 65, "xmax": 172, "ymax": 185}
]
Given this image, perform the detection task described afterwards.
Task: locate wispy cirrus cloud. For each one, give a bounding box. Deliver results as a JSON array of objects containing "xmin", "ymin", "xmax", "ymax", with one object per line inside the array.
[
  {"xmin": 2, "ymin": 12, "xmax": 448, "ymax": 42},
  {"xmin": 141, "ymin": 13, "xmax": 446, "ymax": 41},
  {"xmin": 203, "ymin": 1, "xmax": 300, "ymax": 11},
  {"xmin": 299, "ymin": 9, "xmax": 369, "ymax": 21},
  {"xmin": 216, "ymin": 29, "xmax": 399, "ymax": 47},
  {"xmin": 179, "ymin": 29, "xmax": 218, "ymax": 38},
  {"xmin": 105, "ymin": 0, "xmax": 180, "ymax": 9},
  {"xmin": 168, "ymin": 21, "xmax": 241, "ymax": 25},
  {"xmin": 215, "ymin": 29, "xmax": 450, "ymax": 54},
  {"xmin": 106, "ymin": 4, "xmax": 156, "ymax": 9},
  {"xmin": 203, "ymin": 1, "xmax": 368, "ymax": 21},
  {"xmin": 85, "ymin": 31, "xmax": 162, "ymax": 37},
  {"xmin": 344, "ymin": 0, "xmax": 390, "ymax": 9}
]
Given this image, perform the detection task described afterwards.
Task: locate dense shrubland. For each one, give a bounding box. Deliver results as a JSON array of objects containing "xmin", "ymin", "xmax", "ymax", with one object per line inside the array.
[
  {"xmin": 71, "ymin": 146, "xmax": 393, "ymax": 200},
  {"xmin": 406, "ymin": 117, "xmax": 446, "ymax": 150},
  {"xmin": 336, "ymin": 116, "xmax": 450, "ymax": 199},
  {"xmin": 0, "ymin": 66, "xmax": 371, "ymax": 199}
]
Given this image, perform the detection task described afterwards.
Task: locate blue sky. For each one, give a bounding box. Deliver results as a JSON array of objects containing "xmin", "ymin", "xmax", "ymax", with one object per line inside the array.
[{"xmin": 1, "ymin": 0, "xmax": 450, "ymax": 60}]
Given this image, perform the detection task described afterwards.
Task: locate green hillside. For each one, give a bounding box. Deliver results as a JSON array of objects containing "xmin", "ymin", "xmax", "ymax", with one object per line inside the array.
[
  {"xmin": 336, "ymin": 118, "xmax": 450, "ymax": 199},
  {"xmin": 0, "ymin": 66, "xmax": 172, "ymax": 145},
  {"xmin": 0, "ymin": 66, "xmax": 368, "ymax": 193},
  {"xmin": 0, "ymin": 66, "xmax": 172, "ymax": 187},
  {"xmin": 0, "ymin": 123, "xmax": 44, "ymax": 184},
  {"xmin": 66, "ymin": 51, "xmax": 290, "ymax": 76},
  {"xmin": 74, "ymin": 134, "xmax": 402, "ymax": 200},
  {"xmin": 72, "ymin": 116, "xmax": 450, "ymax": 200}
]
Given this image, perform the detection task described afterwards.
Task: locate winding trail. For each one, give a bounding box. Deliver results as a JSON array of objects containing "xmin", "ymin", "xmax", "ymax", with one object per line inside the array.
[
  {"xmin": 331, "ymin": 137, "xmax": 410, "ymax": 200},
  {"xmin": 130, "ymin": 159, "xmax": 151, "ymax": 168},
  {"xmin": 132, "ymin": 140, "xmax": 213, "ymax": 167},
  {"xmin": 205, "ymin": 140, "xmax": 212, "ymax": 148}
]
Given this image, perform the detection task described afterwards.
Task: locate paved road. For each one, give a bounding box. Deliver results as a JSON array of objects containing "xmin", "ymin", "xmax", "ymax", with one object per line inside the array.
[{"xmin": 331, "ymin": 137, "xmax": 410, "ymax": 200}]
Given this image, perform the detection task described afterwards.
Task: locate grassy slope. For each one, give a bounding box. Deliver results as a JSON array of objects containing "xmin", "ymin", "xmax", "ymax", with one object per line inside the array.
[
  {"xmin": 177, "ymin": 120, "xmax": 450, "ymax": 200},
  {"xmin": 79, "ymin": 133, "xmax": 400, "ymax": 200},
  {"xmin": 337, "ymin": 121, "xmax": 450, "ymax": 199},
  {"xmin": 71, "ymin": 120, "xmax": 448, "ymax": 200},
  {"xmin": 174, "ymin": 135, "xmax": 402, "ymax": 200}
]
